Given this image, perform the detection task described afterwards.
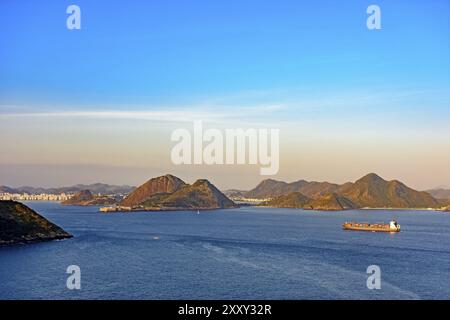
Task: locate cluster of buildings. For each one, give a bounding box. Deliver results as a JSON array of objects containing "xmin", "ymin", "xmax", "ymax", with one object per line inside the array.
[
  {"xmin": 228, "ymin": 196, "xmax": 270, "ymax": 205},
  {"xmin": 0, "ymin": 192, "xmax": 72, "ymax": 201}
]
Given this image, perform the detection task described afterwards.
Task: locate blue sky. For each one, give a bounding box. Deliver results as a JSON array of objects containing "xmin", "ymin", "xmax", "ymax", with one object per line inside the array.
[
  {"xmin": 0, "ymin": 0, "xmax": 449, "ymax": 189},
  {"xmin": 1, "ymin": 0, "xmax": 449, "ymax": 109}
]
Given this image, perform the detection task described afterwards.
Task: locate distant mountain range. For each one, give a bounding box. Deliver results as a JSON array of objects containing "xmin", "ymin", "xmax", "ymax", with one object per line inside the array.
[
  {"xmin": 426, "ymin": 188, "xmax": 450, "ymax": 200},
  {"xmin": 0, "ymin": 186, "xmax": 17, "ymax": 194},
  {"xmin": 2, "ymin": 173, "xmax": 448, "ymax": 211},
  {"xmin": 0, "ymin": 183, "xmax": 135, "ymax": 195},
  {"xmin": 118, "ymin": 174, "xmax": 236, "ymax": 210},
  {"xmin": 245, "ymin": 173, "xmax": 441, "ymax": 210}
]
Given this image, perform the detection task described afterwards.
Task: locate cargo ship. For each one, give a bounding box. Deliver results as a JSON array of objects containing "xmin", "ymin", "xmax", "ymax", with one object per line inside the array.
[{"xmin": 343, "ymin": 220, "xmax": 401, "ymax": 233}]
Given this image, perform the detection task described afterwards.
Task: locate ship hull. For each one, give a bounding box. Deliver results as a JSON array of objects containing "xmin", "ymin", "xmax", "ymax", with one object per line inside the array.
[{"xmin": 343, "ymin": 223, "xmax": 400, "ymax": 233}]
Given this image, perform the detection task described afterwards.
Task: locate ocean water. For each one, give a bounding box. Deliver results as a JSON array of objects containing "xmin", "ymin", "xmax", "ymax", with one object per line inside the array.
[{"xmin": 1, "ymin": 202, "xmax": 449, "ymax": 300}]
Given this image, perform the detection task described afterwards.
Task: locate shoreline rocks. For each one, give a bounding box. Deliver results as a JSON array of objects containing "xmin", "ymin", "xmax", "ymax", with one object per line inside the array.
[{"xmin": 0, "ymin": 200, "xmax": 72, "ymax": 246}]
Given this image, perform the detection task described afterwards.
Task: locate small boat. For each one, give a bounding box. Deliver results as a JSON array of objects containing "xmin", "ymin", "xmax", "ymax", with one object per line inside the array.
[
  {"xmin": 343, "ymin": 220, "xmax": 401, "ymax": 233},
  {"xmin": 197, "ymin": 210, "xmax": 200, "ymax": 215}
]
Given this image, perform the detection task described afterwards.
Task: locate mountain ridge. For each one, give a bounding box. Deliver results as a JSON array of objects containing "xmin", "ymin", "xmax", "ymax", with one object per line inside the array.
[
  {"xmin": 426, "ymin": 188, "xmax": 450, "ymax": 200},
  {"xmin": 0, "ymin": 183, "xmax": 134, "ymax": 195},
  {"xmin": 249, "ymin": 173, "xmax": 439, "ymax": 209},
  {"xmin": 119, "ymin": 174, "xmax": 186, "ymax": 207},
  {"xmin": 118, "ymin": 175, "xmax": 236, "ymax": 210}
]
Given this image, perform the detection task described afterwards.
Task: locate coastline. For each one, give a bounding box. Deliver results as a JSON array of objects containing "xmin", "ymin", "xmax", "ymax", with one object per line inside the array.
[
  {"xmin": 253, "ymin": 205, "xmax": 445, "ymax": 212},
  {"xmin": 0, "ymin": 234, "xmax": 73, "ymax": 247},
  {"xmin": 99, "ymin": 206, "xmax": 235, "ymax": 213},
  {"xmin": 99, "ymin": 204, "xmax": 446, "ymax": 213}
]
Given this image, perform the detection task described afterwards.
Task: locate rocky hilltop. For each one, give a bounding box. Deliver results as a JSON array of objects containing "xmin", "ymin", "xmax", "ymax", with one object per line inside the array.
[
  {"xmin": 0, "ymin": 200, "xmax": 72, "ymax": 245},
  {"xmin": 61, "ymin": 190, "xmax": 116, "ymax": 206},
  {"xmin": 119, "ymin": 174, "xmax": 186, "ymax": 207},
  {"xmin": 117, "ymin": 175, "xmax": 236, "ymax": 211},
  {"xmin": 255, "ymin": 173, "xmax": 439, "ymax": 210},
  {"xmin": 337, "ymin": 173, "xmax": 438, "ymax": 208}
]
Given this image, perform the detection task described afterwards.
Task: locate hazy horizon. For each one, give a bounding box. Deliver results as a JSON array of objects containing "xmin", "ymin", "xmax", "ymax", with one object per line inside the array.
[{"xmin": 0, "ymin": 165, "xmax": 447, "ymax": 192}]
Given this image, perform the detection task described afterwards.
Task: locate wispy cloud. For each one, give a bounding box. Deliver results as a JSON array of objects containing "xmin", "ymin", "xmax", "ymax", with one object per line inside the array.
[
  {"xmin": 2, "ymin": 87, "xmax": 446, "ymax": 126},
  {"xmin": 0, "ymin": 110, "xmax": 225, "ymax": 122},
  {"xmin": 0, "ymin": 104, "xmax": 285, "ymax": 125}
]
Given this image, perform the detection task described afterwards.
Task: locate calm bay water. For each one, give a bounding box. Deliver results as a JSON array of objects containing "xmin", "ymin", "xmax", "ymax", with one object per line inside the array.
[{"xmin": 1, "ymin": 201, "xmax": 450, "ymax": 299}]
